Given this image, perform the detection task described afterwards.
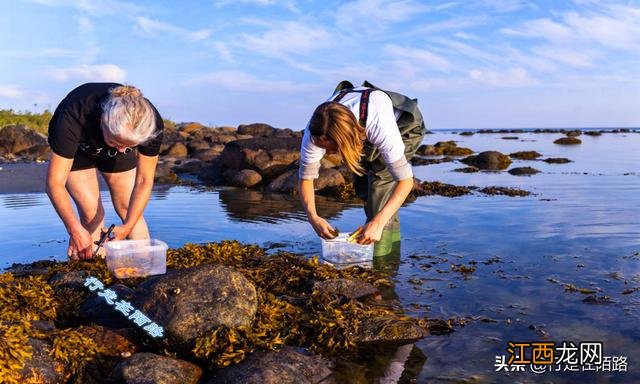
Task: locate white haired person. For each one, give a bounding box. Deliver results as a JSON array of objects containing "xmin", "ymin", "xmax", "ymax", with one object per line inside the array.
[{"xmin": 46, "ymin": 83, "xmax": 164, "ymax": 260}]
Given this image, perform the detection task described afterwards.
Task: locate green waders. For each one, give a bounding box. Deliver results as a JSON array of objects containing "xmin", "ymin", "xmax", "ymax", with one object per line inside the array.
[{"xmin": 333, "ymin": 80, "xmax": 426, "ymax": 255}]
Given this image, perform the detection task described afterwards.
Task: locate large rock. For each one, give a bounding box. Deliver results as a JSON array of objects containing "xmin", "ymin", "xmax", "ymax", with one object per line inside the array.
[
  {"xmin": 554, "ymin": 137, "xmax": 582, "ymax": 145},
  {"xmin": 133, "ymin": 264, "xmax": 257, "ymax": 345},
  {"xmin": 164, "ymin": 143, "xmax": 188, "ymax": 158},
  {"xmin": 508, "ymin": 167, "xmax": 540, "ymax": 176},
  {"xmin": 207, "ymin": 347, "xmax": 334, "ymax": 384},
  {"xmin": 178, "ymin": 122, "xmax": 205, "ymax": 134},
  {"xmin": 461, "ymin": 151, "xmax": 511, "ymax": 170},
  {"xmin": 114, "ymin": 353, "xmax": 202, "ymax": 384},
  {"xmin": 416, "ymin": 141, "xmax": 473, "ymax": 157},
  {"xmin": 229, "ymin": 169, "xmax": 263, "ymax": 188},
  {"xmin": 80, "ymin": 284, "xmax": 136, "ymax": 329},
  {"xmin": 237, "ymin": 123, "xmax": 275, "ymax": 137},
  {"xmin": 216, "ymin": 137, "xmax": 302, "ymax": 181},
  {"xmin": 509, "ymin": 151, "xmax": 542, "ymax": 160},
  {"xmin": 0, "ymin": 124, "xmax": 49, "ymax": 160},
  {"xmin": 267, "ymin": 168, "xmax": 345, "ymax": 194},
  {"xmin": 19, "ymin": 338, "xmax": 67, "ymax": 384},
  {"xmin": 352, "ymin": 316, "xmax": 429, "ymax": 345}
]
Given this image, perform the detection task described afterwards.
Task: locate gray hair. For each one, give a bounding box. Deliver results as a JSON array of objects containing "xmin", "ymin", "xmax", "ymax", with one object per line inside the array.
[{"xmin": 101, "ymin": 85, "xmax": 157, "ymax": 145}]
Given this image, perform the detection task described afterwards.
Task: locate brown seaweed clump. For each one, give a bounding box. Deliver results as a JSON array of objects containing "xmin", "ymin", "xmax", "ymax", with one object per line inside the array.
[
  {"xmin": 478, "ymin": 186, "xmax": 531, "ymax": 197},
  {"xmin": 413, "ymin": 181, "xmax": 473, "ymax": 198},
  {"xmin": 509, "ymin": 151, "xmax": 542, "ymax": 160}
]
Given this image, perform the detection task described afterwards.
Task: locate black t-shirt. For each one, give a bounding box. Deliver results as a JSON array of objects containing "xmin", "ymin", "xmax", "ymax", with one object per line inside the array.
[{"xmin": 48, "ymin": 82, "xmax": 164, "ymax": 158}]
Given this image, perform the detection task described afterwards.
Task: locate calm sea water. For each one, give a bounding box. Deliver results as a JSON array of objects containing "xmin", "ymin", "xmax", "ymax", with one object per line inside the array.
[{"xmin": 1, "ymin": 130, "xmax": 639, "ymax": 383}]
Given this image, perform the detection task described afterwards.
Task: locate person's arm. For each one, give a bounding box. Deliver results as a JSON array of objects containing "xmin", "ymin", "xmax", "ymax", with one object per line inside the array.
[
  {"xmin": 298, "ymin": 178, "xmax": 337, "ymax": 239},
  {"xmin": 356, "ymin": 177, "xmax": 413, "ymax": 244},
  {"xmin": 45, "ymin": 153, "xmax": 94, "ymax": 259},
  {"xmin": 112, "ymin": 153, "xmax": 158, "ymax": 240}
]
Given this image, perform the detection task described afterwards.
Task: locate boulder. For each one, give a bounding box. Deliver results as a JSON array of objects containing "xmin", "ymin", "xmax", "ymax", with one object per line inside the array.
[
  {"xmin": 172, "ymin": 159, "xmax": 206, "ymax": 175},
  {"xmin": 509, "ymin": 151, "xmax": 542, "ymax": 160},
  {"xmin": 164, "ymin": 143, "xmax": 188, "ymax": 158},
  {"xmin": 543, "ymin": 157, "xmax": 572, "ymax": 164},
  {"xmin": 114, "ymin": 353, "xmax": 202, "ymax": 384},
  {"xmin": 48, "ymin": 270, "xmax": 91, "ymax": 293},
  {"xmin": 554, "ymin": 137, "xmax": 581, "ymax": 145},
  {"xmin": 19, "ymin": 338, "xmax": 67, "ymax": 384},
  {"xmin": 416, "ymin": 141, "xmax": 472, "ymax": 156},
  {"xmin": 566, "ymin": 130, "xmax": 582, "ymax": 137},
  {"xmin": 352, "ymin": 316, "xmax": 429, "ymax": 345},
  {"xmin": 0, "ymin": 124, "xmax": 49, "ymax": 160},
  {"xmin": 133, "ymin": 264, "xmax": 257, "ymax": 345},
  {"xmin": 178, "ymin": 122, "xmax": 205, "ymax": 134},
  {"xmin": 229, "ymin": 169, "xmax": 263, "ymax": 188},
  {"xmin": 216, "ymin": 137, "xmax": 302, "ymax": 181},
  {"xmin": 237, "ymin": 123, "xmax": 275, "ymax": 137},
  {"xmin": 80, "ymin": 284, "xmax": 136, "ymax": 329},
  {"xmin": 508, "ymin": 167, "xmax": 540, "ymax": 176},
  {"xmin": 206, "ymin": 347, "xmax": 334, "ymax": 384},
  {"xmin": 461, "ymin": 151, "xmax": 511, "ymax": 170},
  {"xmin": 154, "ymin": 161, "xmax": 180, "ymax": 184},
  {"xmin": 453, "ymin": 166, "xmax": 479, "ymax": 173}
]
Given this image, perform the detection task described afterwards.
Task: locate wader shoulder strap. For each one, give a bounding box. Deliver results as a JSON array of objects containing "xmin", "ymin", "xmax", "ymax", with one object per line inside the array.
[{"xmin": 332, "ymin": 88, "xmax": 373, "ymax": 127}]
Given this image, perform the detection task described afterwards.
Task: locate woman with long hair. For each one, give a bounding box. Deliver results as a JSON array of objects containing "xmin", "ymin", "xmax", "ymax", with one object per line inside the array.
[
  {"xmin": 46, "ymin": 82, "xmax": 164, "ymax": 260},
  {"xmin": 298, "ymin": 82, "xmax": 425, "ymax": 245}
]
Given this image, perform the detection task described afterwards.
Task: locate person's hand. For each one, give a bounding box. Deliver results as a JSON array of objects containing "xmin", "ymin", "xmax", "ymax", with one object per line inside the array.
[
  {"xmin": 110, "ymin": 225, "xmax": 131, "ymax": 241},
  {"xmin": 309, "ymin": 216, "xmax": 338, "ymax": 240},
  {"xmin": 68, "ymin": 228, "xmax": 94, "ymax": 260},
  {"xmin": 355, "ymin": 219, "xmax": 384, "ymax": 245}
]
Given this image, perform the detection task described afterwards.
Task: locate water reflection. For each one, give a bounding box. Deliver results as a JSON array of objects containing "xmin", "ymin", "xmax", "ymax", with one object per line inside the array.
[
  {"xmin": 218, "ymin": 188, "xmax": 358, "ymax": 224},
  {"xmin": 2, "ymin": 194, "xmax": 47, "ymax": 209}
]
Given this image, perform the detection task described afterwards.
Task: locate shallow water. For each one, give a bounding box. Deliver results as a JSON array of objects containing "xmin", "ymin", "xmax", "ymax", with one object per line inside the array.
[{"xmin": 1, "ymin": 130, "xmax": 639, "ymax": 383}]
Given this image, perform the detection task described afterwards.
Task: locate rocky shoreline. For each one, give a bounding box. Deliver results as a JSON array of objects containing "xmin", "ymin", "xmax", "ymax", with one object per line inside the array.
[{"xmin": 1, "ymin": 241, "xmax": 451, "ymax": 384}]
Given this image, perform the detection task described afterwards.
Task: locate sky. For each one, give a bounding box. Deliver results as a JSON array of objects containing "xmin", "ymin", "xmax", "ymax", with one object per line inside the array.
[{"xmin": 0, "ymin": 0, "xmax": 639, "ymax": 129}]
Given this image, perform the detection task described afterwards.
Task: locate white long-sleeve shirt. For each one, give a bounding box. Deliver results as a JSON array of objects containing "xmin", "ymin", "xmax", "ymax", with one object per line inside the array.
[{"xmin": 299, "ymin": 87, "xmax": 412, "ymax": 181}]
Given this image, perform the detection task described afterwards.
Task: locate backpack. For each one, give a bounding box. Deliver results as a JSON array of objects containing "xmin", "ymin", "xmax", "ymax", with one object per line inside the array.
[{"xmin": 332, "ymin": 80, "xmax": 426, "ymax": 163}]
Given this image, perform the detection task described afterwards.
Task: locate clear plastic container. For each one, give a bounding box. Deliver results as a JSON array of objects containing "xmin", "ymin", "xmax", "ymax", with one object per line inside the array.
[
  {"xmin": 105, "ymin": 239, "xmax": 168, "ymax": 279},
  {"xmin": 321, "ymin": 233, "xmax": 374, "ymax": 267}
]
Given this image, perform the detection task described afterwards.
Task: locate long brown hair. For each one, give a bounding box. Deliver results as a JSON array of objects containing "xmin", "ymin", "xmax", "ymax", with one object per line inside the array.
[{"xmin": 309, "ymin": 102, "xmax": 366, "ymax": 176}]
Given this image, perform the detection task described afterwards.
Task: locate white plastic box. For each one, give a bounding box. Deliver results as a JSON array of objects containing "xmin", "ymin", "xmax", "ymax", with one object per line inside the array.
[
  {"xmin": 321, "ymin": 233, "xmax": 374, "ymax": 267},
  {"xmin": 105, "ymin": 239, "xmax": 168, "ymax": 279}
]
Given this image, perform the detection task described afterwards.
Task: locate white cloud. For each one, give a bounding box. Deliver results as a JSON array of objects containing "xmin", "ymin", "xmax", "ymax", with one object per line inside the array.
[
  {"xmin": 564, "ymin": 7, "xmax": 640, "ymax": 52},
  {"xmin": 476, "ymin": 0, "xmax": 536, "ymax": 13},
  {"xmin": 336, "ymin": 0, "xmax": 429, "ymax": 26},
  {"xmin": 48, "ymin": 64, "xmax": 126, "ymax": 82},
  {"xmin": 214, "ymin": 0, "xmax": 299, "ymax": 12},
  {"xmin": 384, "ymin": 44, "xmax": 451, "ymax": 72},
  {"xmin": 469, "ymin": 68, "xmax": 539, "ymax": 87},
  {"xmin": 0, "ymin": 85, "xmax": 25, "ymax": 99},
  {"xmin": 185, "ymin": 70, "xmax": 300, "ymax": 93},
  {"xmin": 241, "ymin": 21, "xmax": 331, "ymax": 58},
  {"xmin": 78, "ymin": 16, "xmax": 94, "ymax": 34},
  {"xmin": 27, "ymin": 0, "xmax": 142, "ymax": 16},
  {"xmin": 502, "ymin": 18, "xmax": 575, "ymax": 43},
  {"xmin": 532, "ymin": 46, "xmax": 595, "ymax": 67},
  {"xmin": 135, "ymin": 17, "xmax": 212, "ymax": 42}
]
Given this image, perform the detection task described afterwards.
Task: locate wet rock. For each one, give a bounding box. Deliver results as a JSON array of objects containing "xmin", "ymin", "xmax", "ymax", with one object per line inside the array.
[
  {"xmin": 206, "ymin": 346, "xmax": 334, "ymax": 384},
  {"xmin": 566, "ymin": 130, "xmax": 582, "ymax": 137},
  {"xmin": 461, "ymin": 151, "xmax": 511, "ymax": 170},
  {"xmin": 77, "ymin": 325, "xmax": 139, "ymax": 357},
  {"xmin": 554, "ymin": 137, "xmax": 582, "ymax": 145},
  {"xmin": 582, "ymin": 295, "xmax": 614, "ymax": 305},
  {"xmin": 0, "ymin": 124, "xmax": 50, "ymax": 160},
  {"xmin": 237, "ymin": 123, "xmax": 275, "ymax": 137},
  {"xmin": 229, "ymin": 169, "xmax": 263, "ymax": 188},
  {"xmin": 509, "ymin": 151, "xmax": 542, "ymax": 160},
  {"xmin": 478, "ymin": 186, "xmax": 530, "ymax": 196},
  {"xmin": 19, "ymin": 338, "xmax": 66, "ymax": 384},
  {"xmin": 584, "ymin": 131, "xmax": 602, "ymax": 136},
  {"xmin": 313, "ymin": 279, "xmax": 380, "ymax": 300},
  {"xmin": 268, "ymin": 168, "xmax": 345, "ymax": 195},
  {"xmin": 193, "ymin": 147, "xmax": 224, "ymax": 162},
  {"xmin": 459, "ymin": 131, "xmax": 475, "ymax": 136},
  {"xmin": 508, "ymin": 167, "xmax": 540, "ymax": 176},
  {"xmin": 172, "ymin": 159, "xmax": 206, "ymax": 175},
  {"xmin": 164, "ymin": 143, "xmax": 189, "ymax": 158},
  {"xmin": 502, "ymin": 136, "xmax": 519, "ymax": 140},
  {"xmin": 133, "ymin": 264, "xmax": 257, "ymax": 345},
  {"xmin": 5, "ymin": 260, "xmax": 56, "ymax": 277},
  {"xmin": 416, "ymin": 141, "xmax": 473, "ymax": 156},
  {"xmin": 114, "ymin": 352, "xmax": 202, "ymax": 384},
  {"xmin": 413, "ymin": 181, "xmax": 473, "ymax": 198},
  {"xmin": 452, "ymin": 166, "xmax": 479, "ymax": 173},
  {"xmin": 48, "ymin": 270, "xmax": 90, "ymax": 293},
  {"xmin": 543, "ymin": 157, "xmax": 572, "ymax": 164},
  {"xmin": 80, "ymin": 284, "xmax": 136, "ymax": 329},
  {"xmin": 154, "ymin": 161, "xmax": 180, "ymax": 184},
  {"xmin": 352, "ymin": 316, "xmax": 429, "ymax": 345}
]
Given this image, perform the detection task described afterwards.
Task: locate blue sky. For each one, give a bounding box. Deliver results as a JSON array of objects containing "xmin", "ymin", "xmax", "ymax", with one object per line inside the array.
[{"xmin": 1, "ymin": 0, "xmax": 638, "ymax": 129}]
